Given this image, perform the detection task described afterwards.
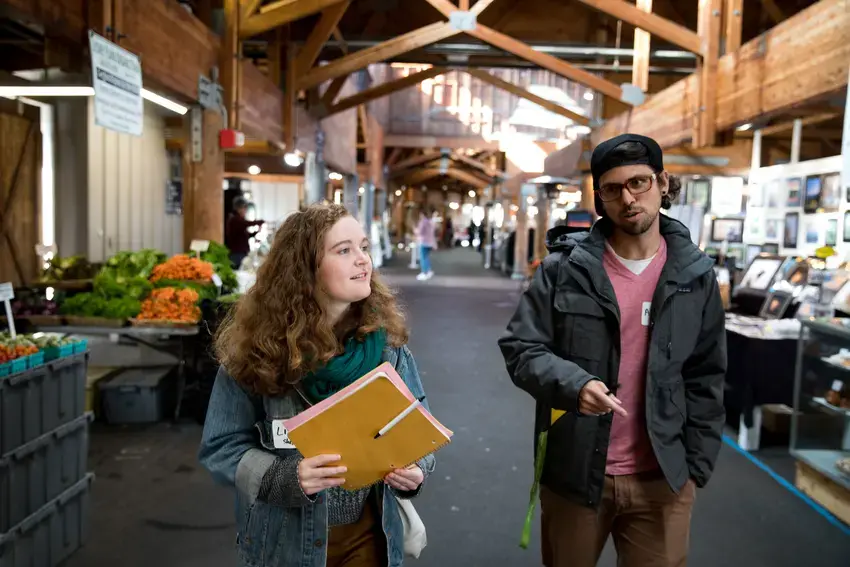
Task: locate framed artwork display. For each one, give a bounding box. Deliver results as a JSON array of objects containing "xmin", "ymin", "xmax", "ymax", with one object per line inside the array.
[
  {"xmin": 844, "ymin": 211, "xmax": 850, "ymax": 243},
  {"xmin": 739, "ymin": 255, "xmax": 784, "ymax": 291},
  {"xmin": 761, "ymin": 243, "xmax": 779, "ymax": 254},
  {"xmin": 805, "ymin": 219, "xmax": 820, "ymax": 244},
  {"xmin": 783, "ymin": 212, "xmax": 799, "ymax": 248},
  {"xmin": 826, "ymin": 219, "xmax": 838, "ymax": 247},
  {"xmin": 803, "ymin": 176, "xmax": 822, "ymax": 213},
  {"xmin": 748, "ymin": 183, "xmax": 764, "ymax": 207},
  {"xmin": 786, "ymin": 178, "xmax": 802, "ymax": 208},
  {"xmin": 820, "ymin": 173, "xmax": 840, "ymax": 211},
  {"xmin": 759, "ymin": 290, "xmax": 794, "ymax": 320},
  {"xmin": 688, "ymin": 179, "xmax": 710, "ymax": 208},
  {"xmin": 711, "ymin": 217, "xmax": 744, "ymax": 243},
  {"xmin": 766, "ymin": 180, "xmax": 780, "ymax": 208},
  {"xmin": 765, "ymin": 218, "xmax": 781, "ymax": 241}
]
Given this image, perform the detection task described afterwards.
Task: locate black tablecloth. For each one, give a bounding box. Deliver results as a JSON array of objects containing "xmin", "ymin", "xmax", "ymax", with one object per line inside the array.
[{"xmin": 724, "ymin": 329, "xmax": 798, "ymax": 427}]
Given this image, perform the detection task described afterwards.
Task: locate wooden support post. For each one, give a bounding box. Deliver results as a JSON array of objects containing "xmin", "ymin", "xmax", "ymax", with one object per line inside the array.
[
  {"xmin": 221, "ymin": 0, "xmax": 241, "ymax": 130},
  {"xmin": 695, "ymin": 0, "xmax": 721, "ymax": 148},
  {"xmin": 632, "ymin": 0, "xmax": 652, "ymax": 93},
  {"xmin": 182, "ymin": 109, "xmax": 225, "ymax": 251},
  {"xmin": 534, "ymin": 188, "xmax": 550, "ymax": 261},
  {"xmin": 269, "ymin": 27, "xmax": 283, "ymax": 89},
  {"xmin": 581, "ymin": 174, "xmax": 596, "ymax": 216},
  {"xmin": 283, "ymin": 42, "xmax": 297, "ymax": 150},
  {"xmin": 512, "ymin": 191, "xmax": 529, "ymax": 280},
  {"xmin": 723, "ymin": 0, "xmax": 743, "ymax": 54},
  {"xmin": 790, "ymin": 119, "xmax": 803, "ymax": 163}
]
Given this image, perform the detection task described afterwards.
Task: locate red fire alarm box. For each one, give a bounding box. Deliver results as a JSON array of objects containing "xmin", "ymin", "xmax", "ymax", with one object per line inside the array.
[{"xmin": 219, "ymin": 129, "xmax": 245, "ymax": 149}]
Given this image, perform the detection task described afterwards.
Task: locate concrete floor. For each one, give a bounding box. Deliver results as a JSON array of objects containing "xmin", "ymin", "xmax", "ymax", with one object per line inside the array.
[{"xmin": 64, "ymin": 247, "xmax": 849, "ymax": 567}]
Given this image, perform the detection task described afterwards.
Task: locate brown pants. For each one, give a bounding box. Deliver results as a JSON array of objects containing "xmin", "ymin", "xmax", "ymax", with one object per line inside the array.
[
  {"xmin": 326, "ymin": 497, "xmax": 387, "ymax": 567},
  {"xmin": 540, "ymin": 471, "xmax": 695, "ymax": 567}
]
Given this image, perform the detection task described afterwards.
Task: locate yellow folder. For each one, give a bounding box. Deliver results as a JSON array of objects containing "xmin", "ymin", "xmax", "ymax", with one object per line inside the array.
[{"xmin": 285, "ymin": 362, "xmax": 453, "ymax": 490}]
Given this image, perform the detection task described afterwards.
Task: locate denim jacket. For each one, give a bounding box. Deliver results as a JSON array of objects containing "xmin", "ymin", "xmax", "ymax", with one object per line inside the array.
[{"xmin": 199, "ymin": 345, "xmax": 436, "ymax": 567}]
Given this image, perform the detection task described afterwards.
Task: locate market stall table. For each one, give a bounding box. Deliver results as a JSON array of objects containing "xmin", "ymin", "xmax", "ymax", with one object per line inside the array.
[{"xmin": 34, "ymin": 325, "xmax": 200, "ymax": 421}]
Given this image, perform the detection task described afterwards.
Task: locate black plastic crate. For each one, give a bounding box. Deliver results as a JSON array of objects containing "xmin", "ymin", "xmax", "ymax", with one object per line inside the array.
[
  {"xmin": 99, "ymin": 367, "xmax": 173, "ymax": 424},
  {"xmin": 0, "ymin": 473, "xmax": 94, "ymax": 567},
  {"xmin": 0, "ymin": 413, "xmax": 92, "ymax": 534},
  {"xmin": 0, "ymin": 355, "xmax": 87, "ymax": 456}
]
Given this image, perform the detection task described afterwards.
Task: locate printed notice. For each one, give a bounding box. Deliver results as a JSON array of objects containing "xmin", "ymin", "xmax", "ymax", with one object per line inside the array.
[{"xmin": 89, "ymin": 31, "xmax": 144, "ymax": 136}]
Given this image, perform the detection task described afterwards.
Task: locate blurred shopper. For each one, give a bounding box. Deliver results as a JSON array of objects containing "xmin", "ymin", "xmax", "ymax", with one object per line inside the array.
[
  {"xmin": 200, "ymin": 203, "xmax": 435, "ymax": 567},
  {"xmin": 416, "ymin": 206, "xmax": 436, "ymax": 281},
  {"xmin": 225, "ymin": 196, "xmax": 264, "ymax": 269},
  {"xmin": 499, "ymin": 134, "xmax": 726, "ymax": 567}
]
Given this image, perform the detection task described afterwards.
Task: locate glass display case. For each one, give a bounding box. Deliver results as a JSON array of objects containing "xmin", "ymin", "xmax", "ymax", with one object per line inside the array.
[{"xmin": 791, "ymin": 319, "xmax": 850, "ymax": 496}]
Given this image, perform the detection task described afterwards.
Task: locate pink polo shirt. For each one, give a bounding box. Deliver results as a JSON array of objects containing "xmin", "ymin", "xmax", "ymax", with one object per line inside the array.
[{"xmin": 602, "ymin": 238, "xmax": 667, "ymax": 476}]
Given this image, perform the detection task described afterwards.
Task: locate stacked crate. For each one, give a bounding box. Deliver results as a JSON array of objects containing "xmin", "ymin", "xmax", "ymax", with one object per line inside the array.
[{"xmin": 0, "ymin": 351, "xmax": 93, "ymax": 567}]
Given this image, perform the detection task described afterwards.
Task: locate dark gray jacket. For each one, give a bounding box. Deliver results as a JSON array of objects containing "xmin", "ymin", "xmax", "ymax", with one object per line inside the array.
[{"xmin": 498, "ymin": 215, "xmax": 726, "ymax": 508}]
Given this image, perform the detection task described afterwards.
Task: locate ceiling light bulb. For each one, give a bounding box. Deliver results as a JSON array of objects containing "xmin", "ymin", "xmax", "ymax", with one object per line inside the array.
[
  {"xmin": 468, "ymin": 190, "xmax": 476, "ymax": 198},
  {"xmin": 247, "ymin": 165, "xmax": 261, "ymax": 175},
  {"xmin": 395, "ymin": 189, "xmax": 402, "ymax": 196},
  {"xmin": 583, "ymin": 91, "xmax": 594, "ymax": 101},
  {"xmin": 283, "ymin": 152, "xmax": 303, "ymax": 167}
]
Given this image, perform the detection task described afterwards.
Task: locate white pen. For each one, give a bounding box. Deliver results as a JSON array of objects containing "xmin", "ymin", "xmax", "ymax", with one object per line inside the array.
[{"xmin": 374, "ymin": 396, "xmax": 426, "ymax": 439}]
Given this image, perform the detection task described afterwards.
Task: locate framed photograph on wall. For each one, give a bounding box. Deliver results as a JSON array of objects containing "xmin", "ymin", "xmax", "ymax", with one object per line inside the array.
[
  {"xmin": 803, "ymin": 176, "xmax": 823, "ymax": 213},
  {"xmin": 765, "ymin": 218, "xmax": 781, "ymax": 241},
  {"xmin": 821, "ymin": 173, "xmax": 840, "ymax": 211},
  {"xmin": 688, "ymin": 179, "xmax": 711, "ymax": 208},
  {"xmin": 762, "ymin": 243, "xmax": 779, "ymax": 254},
  {"xmin": 783, "ymin": 212, "xmax": 799, "ymax": 248},
  {"xmin": 766, "ymin": 180, "xmax": 780, "ymax": 208},
  {"xmin": 826, "ymin": 218, "xmax": 838, "ymax": 247},
  {"xmin": 844, "ymin": 211, "xmax": 850, "ymax": 243},
  {"xmin": 805, "ymin": 219, "xmax": 820, "ymax": 244},
  {"xmin": 786, "ymin": 178, "xmax": 802, "ymax": 207},
  {"xmin": 748, "ymin": 183, "xmax": 764, "ymax": 207},
  {"xmin": 711, "ymin": 217, "xmax": 744, "ymax": 243}
]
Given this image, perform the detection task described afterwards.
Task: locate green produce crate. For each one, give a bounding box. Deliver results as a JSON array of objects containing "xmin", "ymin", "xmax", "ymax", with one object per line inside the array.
[
  {"xmin": 0, "ymin": 363, "xmax": 9, "ymax": 378},
  {"xmin": 71, "ymin": 340, "xmax": 87, "ymax": 355},
  {"xmin": 42, "ymin": 345, "xmax": 73, "ymax": 363},
  {"xmin": 27, "ymin": 352, "xmax": 45, "ymax": 369},
  {"xmin": 10, "ymin": 359, "xmax": 26, "ymax": 375}
]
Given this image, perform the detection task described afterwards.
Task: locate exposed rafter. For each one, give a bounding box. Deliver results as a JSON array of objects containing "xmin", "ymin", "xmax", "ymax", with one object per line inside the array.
[
  {"xmin": 298, "ymin": 22, "xmax": 461, "ymax": 90},
  {"xmin": 390, "ymin": 150, "xmax": 444, "ymax": 173},
  {"xmin": 326, "ymin": 67, "xmax": 448, "ymax": 116},
  {"xmin": 295, "ymin": 1, "xmax": 351, "ymax": 76},
  {"xmin": 241, "ymin": 0, "xmax": 264, "ymax": 20},
  {"xmin": 240, "ymin": 0, "xmax": 348, "ymax": 38},
  {"xmin": 573, "ymin": 0, "xmax": 702, "ymax": 54},
  {"xmin": 450, "ymin": 151, "xmax": 500, "ymax": 177},
  {"xmin": 463, "ymin": 68, "xmax": 590, "ymax": 126},
  {"xmin": 470, "ymin": 0, "xmax": 497, "ymax": 16}
]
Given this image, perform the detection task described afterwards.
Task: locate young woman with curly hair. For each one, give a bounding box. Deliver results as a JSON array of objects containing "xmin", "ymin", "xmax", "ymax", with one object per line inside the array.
[{"xmin": 199, "ymin": 203, "xmax": 435, "ymax": 567}]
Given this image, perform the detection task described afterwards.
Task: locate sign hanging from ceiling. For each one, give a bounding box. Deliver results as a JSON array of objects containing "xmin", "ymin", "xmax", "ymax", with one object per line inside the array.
[{"xmin": 89, "ymin": 30, "xmax": 144, "ymax": 136}]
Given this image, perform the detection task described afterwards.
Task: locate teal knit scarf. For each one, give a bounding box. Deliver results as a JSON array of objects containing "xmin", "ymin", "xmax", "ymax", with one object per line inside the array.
[{"xmin": 302, "ymin": 329, "xmax": 387, "ymax": 403}]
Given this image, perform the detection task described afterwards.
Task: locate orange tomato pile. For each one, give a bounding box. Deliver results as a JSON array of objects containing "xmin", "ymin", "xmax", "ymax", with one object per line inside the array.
[
  {"xmin": 0, "ymin": 342, "xmax": 38, "ymax": 363},
  {"xmin": 150, "ymin": 255, "xmax": 214, "ymax": 282},
  {"xmin": 137, "ymin": 287, "xmax": 201, "ymax": 322}
]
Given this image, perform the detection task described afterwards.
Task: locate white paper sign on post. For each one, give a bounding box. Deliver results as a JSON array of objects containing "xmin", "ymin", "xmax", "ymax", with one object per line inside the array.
[
  {"xmin": 89, "ymin": 30, "xmax": 144, "ymax": 137},
  {"xmin": 0, "ymin": 282, "xmax": 16, "ymax": 338},
  {"xmin": 190, "ymin": 240, "xmax": 211, "ymax": 253}
]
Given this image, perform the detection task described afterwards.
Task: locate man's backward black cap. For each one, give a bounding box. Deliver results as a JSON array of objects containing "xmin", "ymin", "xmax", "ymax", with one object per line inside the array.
[{"xmin": 590, "ymin": 133, "xmax": 665, "ymax": 216}]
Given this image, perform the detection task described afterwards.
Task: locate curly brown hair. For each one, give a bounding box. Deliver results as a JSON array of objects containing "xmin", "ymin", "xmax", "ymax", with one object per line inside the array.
[{"xmin": 214, "ymin": 203, "xmax": 408, "ymax": 396}]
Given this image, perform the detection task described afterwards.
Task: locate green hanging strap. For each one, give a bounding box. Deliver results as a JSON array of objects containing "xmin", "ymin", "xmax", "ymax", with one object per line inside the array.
[{"xmin": 519, "ymin": 429, "xmax": 548, "ymax": 549}]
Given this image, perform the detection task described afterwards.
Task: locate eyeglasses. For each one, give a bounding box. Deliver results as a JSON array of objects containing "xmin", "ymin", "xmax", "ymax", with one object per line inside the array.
[{"xmin": 596, "ymin": 173, "xmax": 657, "ymax": 202}]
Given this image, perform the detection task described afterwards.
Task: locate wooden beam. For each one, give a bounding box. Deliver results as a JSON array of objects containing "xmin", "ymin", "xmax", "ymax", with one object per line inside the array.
[
  {"xmin": 221, "ymin": 0, "xmax": 241, "ymax": 130},
  {"xmin": 724, "ymin": 0, "xmax": 743, "ymax": 53},
  {"xmin": 451, "ymin": 152, "xmax": 501, "ymax": 177},
  {"xmin": 386, "ymin": 147, "xmax": 404, "ymax": 166},
  {"xmin": 471, "ymin": 0, "xmax": 497, "ymax": 15},
  {"xmin": 327, "ymin": 67, "xmax": 447, "ymax": 116},
  {"xmin": 695, "ymin": 0, "xmax": 721, "ymax": 148},
  {"xmin": 736, "ymin": 113, "xmax": 840, "ymax": 138},
  {"xmin": 358, "ymin": 106, "xmax": 370, "ymax": 149},
  {"xmin": 240, "ymin": 0, "xmax": 347, "ymax": 38},
  {"xmin": 464, "ymin": 68, "xmax": 591, "ymax": 125},
  {"xmin": 384, "ymin": 134, "xmax": 500, "ymax": 151},
  {"xmin": 241, "ymin": 0, "xmax": 264, "ymax": 19},
  {"xmin": 444, "ymin": 168, "xmax": 490, "ymax": 189},
  {"xmin": 269, "ymin": 27, "xmax": 283, "ymax": 88},
  {"xmin": 322, "ymin": 75, "xmax": 348, "ymax": 107},
  {"xmin": 298, "ymin": 22, "xmax": 461, "ymax": 90},
  {"xmin": 332, "ymin": 27, "xmax": 348, "ymax": 53},
  {"xmin": 573, "ymin": 0, "xmax": 702, "ymax": 54},
  {"xmin": 459, "ymin": 0, "xmax": 470, "ymax": 9},
  {"xmin": 295, "ymin": 1, "xmax": 350, "ymax": 76},
  {"xmin": 466, "ymin": 25, "xmax": 625, "ymax": 101},
  {"xmin": 391, "ymin": 150, "xmax": 444, "ymax": 173},
  {"xmin": 284, "ymin": 43, "xmax": 297, "ymax": 149},
  {"xmin": 423, "ymin": 0, "xmax": 457, "ymax": 18},
  {"xmin": 632, "ymin": 0, "xmax": 652, "ymax": 93}
]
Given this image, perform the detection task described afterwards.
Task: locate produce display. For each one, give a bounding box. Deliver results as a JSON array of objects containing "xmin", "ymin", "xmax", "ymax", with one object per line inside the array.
[
  {"xmin": 151, "ymin": 254, "xmax": 214, "ymax": 283},
  {"xmin": 0, "ymin": 333, "xmax": 38, "ymax": 364},
  {"xmin": 38, "ymin": 255, "xmax": 98, "ymax": 282},
  {"xmin": 0, "ymin": 332, "xmax": 83, "ymax": 375},
  {"xmin": 101, "ymin": 249, "xmax": 167, "ymax": 281},
  {"xmin": 10, "ymin": 289, "xmax": 59, "ymax": 317},
  {"xmin": 196, "ymin": 241, "xmax": 238, "ymax": 291},
  {"xmin": 136, "ymin": 287, "xmax": 201, "ymax": 323}
]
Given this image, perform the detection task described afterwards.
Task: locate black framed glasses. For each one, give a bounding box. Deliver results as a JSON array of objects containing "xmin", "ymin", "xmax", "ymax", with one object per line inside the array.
[{"xmin": 596, "ymin": 173, "xmax": 657, "ymax": 202}]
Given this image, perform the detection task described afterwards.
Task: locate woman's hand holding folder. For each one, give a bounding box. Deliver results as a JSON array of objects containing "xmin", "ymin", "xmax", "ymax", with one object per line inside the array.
[
  {"xmin": 384, "ymin": 464, "xmax": 424, "ymax": 492},
  {"xmin": 298, "ymin": 454, "xmax": 348, "ymax": 495}
]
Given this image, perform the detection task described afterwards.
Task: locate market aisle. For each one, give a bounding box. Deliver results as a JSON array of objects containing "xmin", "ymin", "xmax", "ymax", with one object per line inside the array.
[{"xmin": 65, "ymin": 248, "xmax": 848, "ymax": 567}]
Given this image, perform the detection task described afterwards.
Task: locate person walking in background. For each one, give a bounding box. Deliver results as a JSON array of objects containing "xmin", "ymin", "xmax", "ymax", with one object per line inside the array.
[
  {"xmin": 417, "ymin": 206, "xmax": 436, "ymax": 281},
  {"xmin": 442, "ymin": 216, "xmax": 454, "ymax": 249},
  {"xmin": 499, "ymin": 133, "xmax": 726, "ymax": 567},
  {"xmin": 200, "ymin": 203, "xmax": 435, "ymax": 567},
  {"xmin": 224, "ymin": 196, "xmax": 264, "ymax": 269}
]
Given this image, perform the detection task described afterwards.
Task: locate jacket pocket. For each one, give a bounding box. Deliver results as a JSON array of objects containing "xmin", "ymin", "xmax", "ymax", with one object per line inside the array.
[
  {"xmin": 236, "ymin": 492, "xmax": 264, "ymax": 566},
  {"xmin": 554, "ymin": 291, "xmax": 607, "ymax": 362}
]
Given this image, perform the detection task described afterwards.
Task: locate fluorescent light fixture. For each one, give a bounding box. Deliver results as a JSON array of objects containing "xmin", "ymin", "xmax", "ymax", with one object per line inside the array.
[
  {"xmin": 284, "ymin": 152, "xmax": 303, "ymax": 167},
  {"xmin": 0, "ymin": 86, "xmax": 94, "ymax": 97},
  {"xmin": 141, "ymin": 88, "xmax": 188, "ymax": 115},
  {"xmin": 736, "ymin": 123, "xmax": 753, "ymax": 131},
  {"xmin": 468, "ymin": 190, "xmax": 476, "ymax": 198},
  {"xmin": 247, "ymin": 165, "xmax": 261, "ymax": 175}
]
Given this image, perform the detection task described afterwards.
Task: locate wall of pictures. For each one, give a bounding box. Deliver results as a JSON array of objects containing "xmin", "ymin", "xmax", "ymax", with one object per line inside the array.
[{"xmin": 745, "ymin": 155, "xmax": 844, "ymax": 258}]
